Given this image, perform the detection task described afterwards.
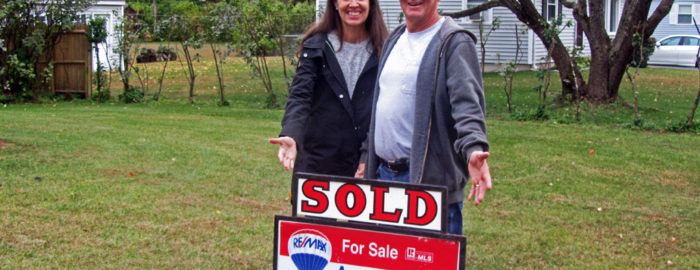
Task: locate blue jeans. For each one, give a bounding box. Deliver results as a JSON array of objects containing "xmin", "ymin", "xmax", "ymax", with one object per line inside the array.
[{"xmin": 377, "ymin": 163, "xmax": 464, "ymax": 235}]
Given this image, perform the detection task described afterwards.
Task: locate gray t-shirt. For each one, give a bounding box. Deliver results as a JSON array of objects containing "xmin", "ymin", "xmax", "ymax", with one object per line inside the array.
[{"xmin": 327, "ymin": 32, "xmax": 371, "ymax": 98}]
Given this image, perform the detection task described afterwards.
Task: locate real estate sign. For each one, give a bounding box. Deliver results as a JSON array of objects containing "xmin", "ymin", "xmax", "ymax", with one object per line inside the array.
[
  {"xmin": 292, "ymin": 173, "xmax": 447, "ymax": 232},
  {"xmin": 274, "ymin": 215, "xmax": 466, "ymax": 270}
]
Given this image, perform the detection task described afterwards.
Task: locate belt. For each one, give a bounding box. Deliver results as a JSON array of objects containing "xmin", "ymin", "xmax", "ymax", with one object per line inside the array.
[{"xmin": 380, "ymin": 158, "xmax": 409, "ymax": 174}]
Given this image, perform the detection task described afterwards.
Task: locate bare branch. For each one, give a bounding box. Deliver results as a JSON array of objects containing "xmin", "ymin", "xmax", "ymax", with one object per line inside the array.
[
  {"xmin": 443, "ymin": 0, "xmax": 504, "ymax": 18},
  {"xmin": 561, "ymin": 0, "xmax": 576, "ymax": 9},
  {"xmin": 645, "ymin": 0, "xmax": 674, "ymax": 37}
]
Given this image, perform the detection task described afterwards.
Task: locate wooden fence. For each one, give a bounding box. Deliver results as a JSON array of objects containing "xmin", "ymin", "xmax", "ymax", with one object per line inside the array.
[{"xmin": 40, "ymin": 25, "xmax": 92, "ymax": 97}]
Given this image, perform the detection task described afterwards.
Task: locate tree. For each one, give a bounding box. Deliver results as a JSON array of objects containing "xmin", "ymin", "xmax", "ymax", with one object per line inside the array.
[
  {"xmin": 445, "ymin": 0, "xmax": 675, "ymax": 103},
  {"xmin": 688, "ymin": 18, "xmax": 700, "ymax": 128},
  {"xmin": 167, "ymin": 14, "xmax": 203, "ymax": 104},
  {"xmin": 113, "ymin": 10, "xmax": 145, "ymax": 103},
  {"xmin": 500, "ymin": 24, "xmax": 525, "ymax": 113},
  {"xmin": 203, "ymin": 2, "xmax": 238, "ymax": 106},
  {"xmin": 233, "ymin": 0, "xmax": 283, "ymax": 108},
  {"xmin": 478, "ymin": 17, "xmax": 501, "ymax": 75},
  {"xmin": 86, "ymin": 16, "xmax": 109, "ymax": 102}
]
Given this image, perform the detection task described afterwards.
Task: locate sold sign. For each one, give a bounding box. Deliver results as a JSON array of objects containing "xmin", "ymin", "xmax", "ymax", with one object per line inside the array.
[{"xmin": 292, "ymin": 173, "xmax": 447, "ymax": 232}]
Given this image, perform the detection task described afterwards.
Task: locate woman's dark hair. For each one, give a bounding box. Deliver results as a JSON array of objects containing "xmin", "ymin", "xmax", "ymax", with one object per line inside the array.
[{"xmin": 297, "ymin": 0, "xmax": 388, "ymax": 56}]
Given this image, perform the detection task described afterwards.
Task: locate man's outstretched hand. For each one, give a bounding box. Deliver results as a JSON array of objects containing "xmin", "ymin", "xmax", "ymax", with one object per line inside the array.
[
  {"xmin": 269, "ymin": 136, "xmax": 297, "ymax": 171},
  {"xmin": 467, "ymin": 151, "xmax": 492, "ymax": 206}
]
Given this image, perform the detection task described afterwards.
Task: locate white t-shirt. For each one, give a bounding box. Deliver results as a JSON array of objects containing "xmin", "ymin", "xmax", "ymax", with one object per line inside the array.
[{"xmin": 374, "ymin": 17, "xmax": 445, "ymax": 162}]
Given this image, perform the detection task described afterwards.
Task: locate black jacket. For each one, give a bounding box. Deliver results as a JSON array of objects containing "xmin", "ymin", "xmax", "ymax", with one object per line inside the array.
[{"xmin": 280, "ymin": 33, "xmax": 378, "ymax": 176}]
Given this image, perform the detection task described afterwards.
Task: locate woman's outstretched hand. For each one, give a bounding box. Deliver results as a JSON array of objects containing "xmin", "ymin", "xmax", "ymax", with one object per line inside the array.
[{"xmin": 269, "ymin": 136, "xmax": 297, "ymax": 171}]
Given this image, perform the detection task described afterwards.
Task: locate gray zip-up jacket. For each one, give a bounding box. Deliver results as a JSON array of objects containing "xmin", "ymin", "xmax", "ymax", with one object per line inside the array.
[{"xmin": 363, "ymin": 17, "xmax": 489, "ymax": 204}]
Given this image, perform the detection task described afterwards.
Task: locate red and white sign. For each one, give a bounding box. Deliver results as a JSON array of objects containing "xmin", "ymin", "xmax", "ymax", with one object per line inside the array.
[
  {"xmin": 293, "ymin": 173, "xmax": 447, "ymax": 232},
  {"xmin": 274, "ymin": 215, "xmax": 465, "ymax": 270}
]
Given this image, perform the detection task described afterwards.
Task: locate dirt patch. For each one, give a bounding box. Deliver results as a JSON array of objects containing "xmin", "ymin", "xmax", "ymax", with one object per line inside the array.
[
  {"xmin": 0, "ymin": 139, "xmax": 6, "ymax": 150},
  {"xmin": 653, "ymin": 170, "xmax": 691, "ymax": 188}
]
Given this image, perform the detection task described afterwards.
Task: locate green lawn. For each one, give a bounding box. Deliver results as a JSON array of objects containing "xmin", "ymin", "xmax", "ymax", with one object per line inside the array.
[
  {"xmin": 1, "ymin": 100, "xmax": 698, "ymax": 268},
  {"xmin": 1, "ymin": 54, "xmax": 699, "ymax": 268}
]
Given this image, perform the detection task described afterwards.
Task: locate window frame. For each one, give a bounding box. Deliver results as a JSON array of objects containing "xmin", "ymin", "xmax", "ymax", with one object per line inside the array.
[
  {"xmin": 606, "ymin": 0, "xmax": 620, "ymax": 34},
  {"xmin": 462, "ymin": 0, "xmax": 493, "ymax": 24},
  {"xmin": 541, "ymin": 0, "xmax": 561, "ymax": 23},
  {"xmin": 677, "ymin": 4, "xmax": 693, "ymax": 25}
]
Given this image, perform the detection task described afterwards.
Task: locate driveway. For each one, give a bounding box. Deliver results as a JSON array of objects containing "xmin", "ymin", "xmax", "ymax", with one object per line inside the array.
[{"xmin": 647, "ymin": 65, "xmax": 697, "ymax": 70}]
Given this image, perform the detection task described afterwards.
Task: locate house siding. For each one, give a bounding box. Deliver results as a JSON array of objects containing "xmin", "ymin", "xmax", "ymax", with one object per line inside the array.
[
  {"xmin": 317, "ymin": 0, "xmax": 588, "ymax": 67},
  {"xmin": 649, "ymin": 0, "xmax": 700, "ymax": 40},
  {"xmin": 83, "ymin": 1, "xmax": 126, "ymax": 71}
]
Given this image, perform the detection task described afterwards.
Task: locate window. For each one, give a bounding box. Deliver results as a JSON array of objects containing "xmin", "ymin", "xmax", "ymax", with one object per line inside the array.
[
  {"xmin": 682, "ymin": 37, "xmax": 700, "ymax": 46},
  {"xmin": 463, "ymin": 0, "xmax": 491, "ymax": 23},
  {"xmin": 547, "ymin": 0, "xmax": 557, "ymax": 20},
  {"xmin": 608, "ymin": 0, "xmax": 619, "ymax": 32},
  {"xmin": 671, "ymin": 3, "xmax": 697, "ymax": 25},
  {"xmin": 660, "ymin": 37, "xmax": 682, "ymax": 46},
  {"xmin": 541, "ymin": 0, "xmax": 560, "ymax": 22},
  {"xmin": 678, "ymin": 4, "xmax": 692, "ymax": 24}
]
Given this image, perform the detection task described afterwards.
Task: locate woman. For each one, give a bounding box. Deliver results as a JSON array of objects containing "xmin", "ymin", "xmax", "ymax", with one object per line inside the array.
[{"xmin": 269, "ymin": 0, "xmax": 388, "ymax": 177}]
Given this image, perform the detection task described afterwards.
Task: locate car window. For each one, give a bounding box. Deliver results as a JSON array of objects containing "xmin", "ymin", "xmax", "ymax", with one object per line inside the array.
[
  {"xmin": 660, "ymin": 37, "xmax": 682, "ymax": 46},
  {"xmin": 684, "ymin": 37, "xmax": 700, "ymax": 46}
]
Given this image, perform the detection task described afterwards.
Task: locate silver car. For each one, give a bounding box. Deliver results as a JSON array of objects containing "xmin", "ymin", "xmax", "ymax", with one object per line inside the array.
[{"xmin": 648, "ymin": 35, "xmax": 700, "ymax": 67}]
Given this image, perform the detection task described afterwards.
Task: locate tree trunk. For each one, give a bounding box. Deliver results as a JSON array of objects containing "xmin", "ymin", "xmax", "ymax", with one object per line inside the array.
[
  {"xmin": 95, "ymin": 45, "xmax": 102, "ymax": 94},
  {"xmin": 445, "ymin": 0, "xmax": 674, "ymax": 104},
  {"xmin": 182, "ymin": 44, "xmax": 196, "ymax": 104},
  {"xmin": 497, "ymin": 0, "xmax": 583, "ymax": 101},
  {"xmin": 152, "ymin": 0, "xmax": 157, "ymax": 34},
  {"xmin": 690, "ymin": 69, "xmax": 700, "ymax": 126},
  {"xmin": 210, "ymin": 43, "xmax": 226, "ymax": 104}
]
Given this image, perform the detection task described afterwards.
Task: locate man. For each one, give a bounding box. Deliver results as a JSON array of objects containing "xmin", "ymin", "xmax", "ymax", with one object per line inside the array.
[{"xmin": 356, "ymin": 0, "xmax": 492, "ymax": 235}]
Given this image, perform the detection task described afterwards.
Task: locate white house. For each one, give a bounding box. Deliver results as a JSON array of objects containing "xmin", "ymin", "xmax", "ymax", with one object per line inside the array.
[
  {"xmin": 82, "ymin": 0, "xmax": 126, "ymax": 71},
  {"xmin": 649, "ymin": 0, "xmax": 700, "ymax": 40},
  {"xmin": 316, "ymin": 0, "xmax": 629, "ymax": 71}
]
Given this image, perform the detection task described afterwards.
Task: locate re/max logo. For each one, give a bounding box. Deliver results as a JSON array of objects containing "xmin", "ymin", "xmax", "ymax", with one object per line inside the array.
[{"xmin": 293, "ymin": 236, "xmax": 328, "ymax": 252}]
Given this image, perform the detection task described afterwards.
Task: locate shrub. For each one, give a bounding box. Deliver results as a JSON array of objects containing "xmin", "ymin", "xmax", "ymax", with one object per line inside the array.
[
  {"xmin": 91, "ymin": 88, "xmax": 111, "ymax": 103},
  {"xmin": 119, "ymin": 86, "xmax": 144, "ymax": 104},
  {"xmin": 0, "ymin": 0, "xmax": 93, "ymax": 102}
]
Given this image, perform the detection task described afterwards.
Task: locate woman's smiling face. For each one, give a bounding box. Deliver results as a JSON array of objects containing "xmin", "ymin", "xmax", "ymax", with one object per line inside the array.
[{"xmin": 336, "ymin": 0, "xmax": 370, "ymax": 29}]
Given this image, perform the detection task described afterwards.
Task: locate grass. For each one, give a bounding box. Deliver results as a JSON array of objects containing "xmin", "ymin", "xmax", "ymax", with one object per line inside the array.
[
  {"xmin": 1, "ymin": 50, "xmax": 699, "ymax": 268},
  {"xmin": 98, "ymin": 46, "xmax": 700, "ymax": 130},
  {"xmin": 482, "ymin": 68, "xmax": 700, "ymax": 130},
  {"xmin": 1, "ymin": 102, "xmax": 289, "ymax": 268}
]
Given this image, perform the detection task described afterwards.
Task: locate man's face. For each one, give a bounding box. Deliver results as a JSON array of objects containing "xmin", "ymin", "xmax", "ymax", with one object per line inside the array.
[{"xmin": 400, "ymin": 0, "xmax": 440, "ymax": 27}]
